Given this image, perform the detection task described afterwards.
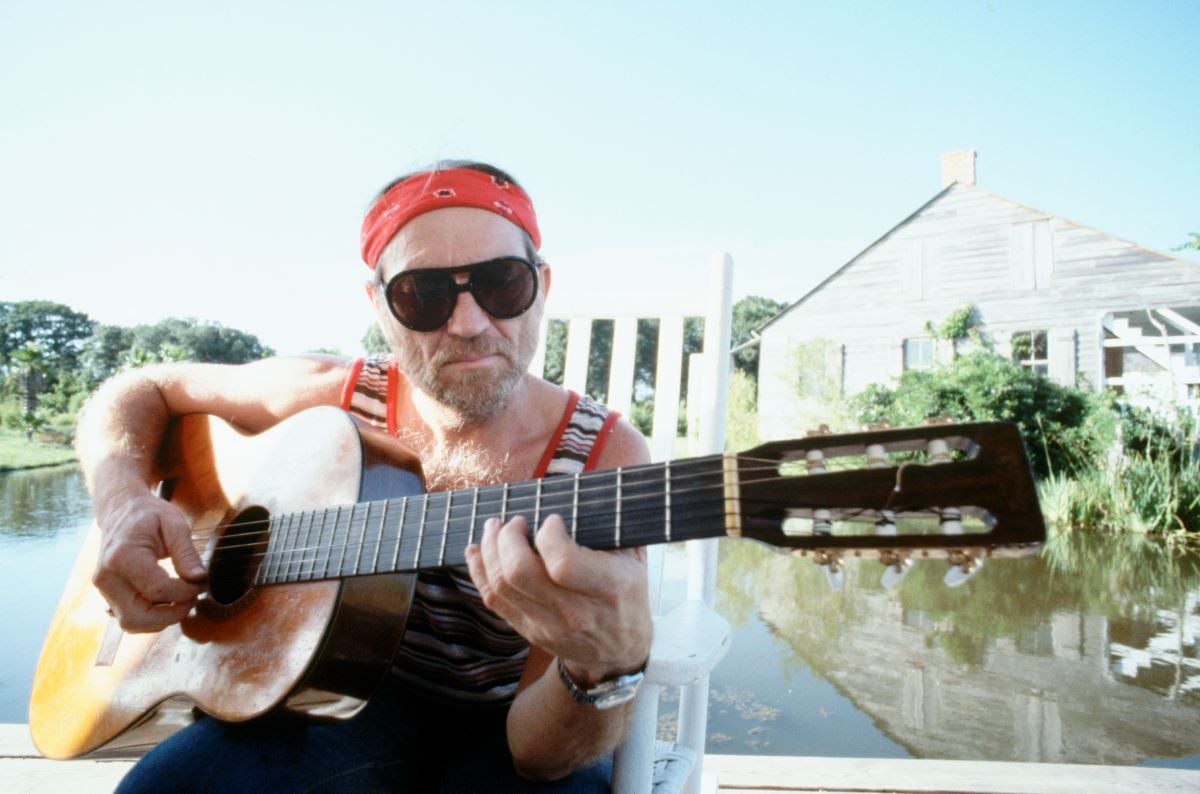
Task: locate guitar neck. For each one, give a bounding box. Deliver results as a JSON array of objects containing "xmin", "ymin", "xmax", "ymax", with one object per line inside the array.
[
  {"xmin": 249, "ymin": 420, "xmax": 1046, "ymax": 587},
  {"xmin": 254, "ymin": 455, "xmax": 731, "ymax": 586}
]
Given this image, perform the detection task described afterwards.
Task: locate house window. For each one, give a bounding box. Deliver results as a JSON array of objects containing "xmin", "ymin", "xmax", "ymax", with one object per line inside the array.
[
  {"xmin": 1012, "ymin": 330, "xmax": 1049, "ymax": 375},
  {"xmin": 903, "ymin": 338, "xmax": 934, "ymax": 371}
]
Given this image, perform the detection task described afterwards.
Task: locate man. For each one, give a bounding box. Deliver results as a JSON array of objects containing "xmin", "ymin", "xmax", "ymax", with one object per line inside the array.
[{"xmin": 77, "ymin": 161, "xmax": 653, "ymax": 792}]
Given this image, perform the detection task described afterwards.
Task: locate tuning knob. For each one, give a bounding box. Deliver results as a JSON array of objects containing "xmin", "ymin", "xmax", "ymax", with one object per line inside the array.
[
  {"xmin": 878, "ymin": 548, "xmax": 910, "ymax": 588},
  {"xmin": 813, "ymin": 551, "xmax": 844, "ymax": 591},
  {"xmin": 943, "ymin": 550, "xmax": 983, "ymax": 587}
]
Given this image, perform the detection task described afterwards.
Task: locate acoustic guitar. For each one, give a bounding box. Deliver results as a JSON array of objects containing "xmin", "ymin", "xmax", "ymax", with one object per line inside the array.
[{"xmin": 29, "ymin": 406, "xmax": 1044, "ymax": 759}]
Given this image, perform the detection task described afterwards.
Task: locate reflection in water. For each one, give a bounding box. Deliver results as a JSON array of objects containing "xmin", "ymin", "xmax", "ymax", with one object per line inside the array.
[
  {"xmin": 703, "ymin": 532, "xmax": 1200, "ymax": 766},
  {"xmin": 0, "ymin": 465, "xmax": 94, "ymax": 722},
  {"xmin": 4, "ymin": 467, "xmax": 1200, "ymax": 768},
  {"xmin": 0, "ymin": 464, "xmax": 92, "ymax": 541}
]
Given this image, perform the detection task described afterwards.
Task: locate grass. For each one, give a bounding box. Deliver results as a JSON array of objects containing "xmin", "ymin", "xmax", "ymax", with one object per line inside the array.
[
  {"xmin": 0, "ymin": 428, "xmax": 76, "ymax": 471},
  {"xmin": 1039, "ymin": 443, "xmax": 1200, "ymax": 535}
]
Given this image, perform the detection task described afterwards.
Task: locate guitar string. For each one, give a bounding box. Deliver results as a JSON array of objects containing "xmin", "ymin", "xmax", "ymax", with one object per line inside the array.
[
  {"xmin": 182, "ymin": 450, "xmax": 961, "ymax": 552},
  {"xmin": 196, "ymin": 490, "xmax": 964, "ymax": 591},
  {"xmin": 188, "ymin": 457, "xmax": 961, "ymax": 560},
  {"xmin": 199, "ymin": 506, "xmax": 964, "ymax": 594},
  {"xmin": 189, "ymin": 463, "xmax": 976, "ymax": 576},
  {"xmin": 197, "ymin": 502, "xmax": 954, "ymax": 591}
]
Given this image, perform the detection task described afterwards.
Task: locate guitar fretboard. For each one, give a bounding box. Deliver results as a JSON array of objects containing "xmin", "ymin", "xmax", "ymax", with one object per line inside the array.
[{"xmin": 254, "ymin": 455, "xmax": 731, "ymax": 585}]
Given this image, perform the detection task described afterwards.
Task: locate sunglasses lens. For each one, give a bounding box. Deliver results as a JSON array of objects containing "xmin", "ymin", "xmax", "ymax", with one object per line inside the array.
[
  {"xmin": 384, "ymin": 258, "xmax": 538, "ymax": 331},
  {"xmin": 472, "ymin": 258, "xmax": 537, "ymax": 319},
  {"xmin": 387, "ymin": 271, "xmax": 456, "ymax": 332}
]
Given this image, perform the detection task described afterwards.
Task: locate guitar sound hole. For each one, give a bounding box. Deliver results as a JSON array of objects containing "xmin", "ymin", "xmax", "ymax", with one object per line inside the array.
[{"xmin": 208, "ymin": 506, "xmax": 271, "ymax": 606}]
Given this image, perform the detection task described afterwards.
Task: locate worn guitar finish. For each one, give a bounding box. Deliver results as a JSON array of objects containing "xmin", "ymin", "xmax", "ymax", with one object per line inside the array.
[{"xmin": 29, "ymin": 407, "xmax": 1045, "ymax": 760}]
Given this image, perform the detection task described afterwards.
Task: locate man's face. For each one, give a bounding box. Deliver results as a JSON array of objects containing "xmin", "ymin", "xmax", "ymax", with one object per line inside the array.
[{"xmin": 372, "ymin": 207, "xmax": 548, "ymax": 422}]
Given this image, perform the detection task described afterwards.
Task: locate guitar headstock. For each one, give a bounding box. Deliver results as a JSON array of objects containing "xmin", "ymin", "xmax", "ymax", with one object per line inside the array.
[{"xmin": 732, "ymin": 421, "xmax": 1045, "ymax": 587}]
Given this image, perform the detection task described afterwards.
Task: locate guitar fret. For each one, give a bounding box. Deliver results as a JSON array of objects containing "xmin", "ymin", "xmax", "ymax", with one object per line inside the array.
[
  {"xmin": 260, "ymin": 516, "xmax": 279, "ymax": 584},
  {"xmin": 469, "ymin": 487, "xmax": 478, "ymax": 546},
  {"xmin": 371, "ymin": 501, "xmax": 388, "ymax": 576},
  {"xmin": 571, "ymin": 474, "xmax": 579, "ymax": 542},
  {"xmin": 350, "ymin": 504, "xmax": 364, "ymax": 576},
  {"xmin": 615, "ymin": 467, "xmax": 623, "ymax": 548},
  {"xmin": 271, "ymin": 516, "xmax": 286, "ymax": 584},
  {"xmin": 439, "ymin": 491, "xmax": 452, "ymax": 567},
  {"xmin": 330, "ymin": 506, "xmax": 348, "ymax": 577},
  {"xmin": 500, "ymin": 483, "xmax": 509, "ymax": 524},
  {"xmin": 414, "ymin": 495, "xmax": 428, "ymax": 569},
  {"xmin": 291, "ymin": 511, "xmax": 310, "ymax": 581},
  {"xmin": 534, "ymin": 479, "xmax": 542, "ymax": 530},
  {"xmin": 391, "ymin": 498, "xmax": 407, "ymax": 573},
  {"xmin": 284, "ymin": 512, "xmax": 302, "ymax": 581},
  {"xmin": 277, "ymin": 514, "xmax": 296, "ymax": 582},
  {"xmin": 665, "ymin": 461, "xmax": 672, "ymax": 543}
]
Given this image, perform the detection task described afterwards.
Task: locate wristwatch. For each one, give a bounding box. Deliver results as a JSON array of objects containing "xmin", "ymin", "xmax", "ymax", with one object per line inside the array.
[{"xmin": 556, "ymin": 657, "xmax": 644, "ymax": 710}]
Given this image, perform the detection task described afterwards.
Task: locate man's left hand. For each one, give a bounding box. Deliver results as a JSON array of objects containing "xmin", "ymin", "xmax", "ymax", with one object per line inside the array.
[{"xmin": 465, "ymin": 513, "xmax": 652, "ymax": 685}]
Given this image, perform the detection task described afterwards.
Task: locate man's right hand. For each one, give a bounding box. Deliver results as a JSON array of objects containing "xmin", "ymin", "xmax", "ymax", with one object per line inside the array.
[{"xmin": 92, "ymin": 489, "xmax": 208, "ymax": 633}]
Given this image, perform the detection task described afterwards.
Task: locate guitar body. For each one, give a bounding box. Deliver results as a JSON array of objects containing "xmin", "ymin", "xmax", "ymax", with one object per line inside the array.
[
  {"xmin": 30, "ymin": 407, "xmax": 424, "ymax": 760},
  {"xmin": 29, "ymin": 409, "xmax": 1047, "ymax": 761}
]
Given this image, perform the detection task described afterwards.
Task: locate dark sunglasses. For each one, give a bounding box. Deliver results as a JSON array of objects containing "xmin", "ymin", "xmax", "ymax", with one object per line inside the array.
[{"xmin": 382, "ymin": 257, "xmax": 540, "ymax": 332}]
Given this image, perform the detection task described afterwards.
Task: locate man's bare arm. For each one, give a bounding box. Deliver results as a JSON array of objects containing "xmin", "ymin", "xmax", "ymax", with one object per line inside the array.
[
  {"xmin": 465, "ymin": 418, "xmax": 654, "ymax": 780},
  {"xmin": 76, "ymin": 355, "xmax": 349, "ymax": 632}
]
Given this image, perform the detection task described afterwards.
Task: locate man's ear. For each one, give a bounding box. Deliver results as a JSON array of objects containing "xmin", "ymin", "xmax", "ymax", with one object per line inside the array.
[{"xmin": 540, "ymin": 262, "xmax": 552, "ymax": 299}]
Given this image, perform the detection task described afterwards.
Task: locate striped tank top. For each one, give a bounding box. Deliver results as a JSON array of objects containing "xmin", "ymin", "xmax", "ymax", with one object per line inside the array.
[{"xmin": 339, "ymin": 355, "xmax": 620, "ymax": 704}]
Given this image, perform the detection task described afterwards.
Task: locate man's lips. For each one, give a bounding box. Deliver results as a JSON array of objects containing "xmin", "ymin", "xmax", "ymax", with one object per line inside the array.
[{"xmin": 439, "ymin": 352, "xmax": 505, "ymax": 370}]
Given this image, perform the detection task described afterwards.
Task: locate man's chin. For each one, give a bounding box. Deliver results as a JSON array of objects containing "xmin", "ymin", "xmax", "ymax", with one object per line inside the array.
[{"xmin": 432, "ymin": 369, "xmax": 523, "ymax": 421}]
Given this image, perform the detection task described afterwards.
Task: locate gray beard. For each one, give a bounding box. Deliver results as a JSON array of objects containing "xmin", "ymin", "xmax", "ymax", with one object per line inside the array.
[{"xmin": 396, "ymin": 323, "xmax": 539, "ymax": 425}]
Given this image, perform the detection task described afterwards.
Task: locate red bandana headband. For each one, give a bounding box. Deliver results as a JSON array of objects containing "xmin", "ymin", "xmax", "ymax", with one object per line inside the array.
[{"xmin": 360, "ymin": 168, "xmax": 541, "ymax": 268}]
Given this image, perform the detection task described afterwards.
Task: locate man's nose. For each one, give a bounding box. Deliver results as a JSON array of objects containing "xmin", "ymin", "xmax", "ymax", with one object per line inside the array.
[{"xmin": 444, "ymin": 287, "xmax": 491, "ymax": 337}]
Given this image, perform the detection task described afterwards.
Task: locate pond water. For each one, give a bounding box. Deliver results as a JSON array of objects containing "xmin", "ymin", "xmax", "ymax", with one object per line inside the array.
[{"xmin": 3, "ymin": 466, "xmax": 1199, "ymax": 768}]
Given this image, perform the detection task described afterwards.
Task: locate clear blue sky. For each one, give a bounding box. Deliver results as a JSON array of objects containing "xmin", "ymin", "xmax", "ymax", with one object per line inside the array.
[{"xmin": 3, "ymin": 1, "xmax": 1197, "ymax": 356}]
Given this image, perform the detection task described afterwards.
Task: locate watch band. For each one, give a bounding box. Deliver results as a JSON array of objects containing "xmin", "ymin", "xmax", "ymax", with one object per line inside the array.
[{"xmin": 556, "ymin": 657, "xmax": 644, "ymax": 710}]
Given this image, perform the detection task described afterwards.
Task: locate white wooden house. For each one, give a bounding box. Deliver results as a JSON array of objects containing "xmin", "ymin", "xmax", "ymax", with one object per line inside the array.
[{"xmin": 756, "ymin": 151, "xmax": 1200, "ymax": 440}]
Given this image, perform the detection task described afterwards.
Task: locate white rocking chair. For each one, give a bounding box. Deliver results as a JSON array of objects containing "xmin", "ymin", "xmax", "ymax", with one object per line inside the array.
[{"xmin": 530, "ymin": 254, "xmax": 735, "ymax": 794}]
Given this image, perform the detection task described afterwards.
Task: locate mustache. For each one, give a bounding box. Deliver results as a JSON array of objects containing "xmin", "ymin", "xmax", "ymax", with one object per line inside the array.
[{"xmin": 430, "ymin": 336, "xmax": 515, "ymax": 369}]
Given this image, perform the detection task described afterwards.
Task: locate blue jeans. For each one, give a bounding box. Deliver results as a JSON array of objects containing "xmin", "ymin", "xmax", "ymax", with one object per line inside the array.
[{"xmin": 116, "ymin": 673, "xmax": 612, "ymax": 793}]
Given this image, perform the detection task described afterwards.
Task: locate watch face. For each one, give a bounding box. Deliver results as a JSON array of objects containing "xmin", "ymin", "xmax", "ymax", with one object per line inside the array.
[
  {"xmin": 588, "ymin": 672, "xmax": 644, "ymax": 710},
  {"xmin": 557, "ymin": 658, "xmax": 645, "ymax": 709},
  {"xmin": 592, "ymin": 685, "xmax": 639, "ymax": 710}
]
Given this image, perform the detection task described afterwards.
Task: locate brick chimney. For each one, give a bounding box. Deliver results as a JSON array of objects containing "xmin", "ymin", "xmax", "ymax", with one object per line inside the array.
[{"xmin": 940, "ymin": 149, "xmax": 976, "ymax": 188}]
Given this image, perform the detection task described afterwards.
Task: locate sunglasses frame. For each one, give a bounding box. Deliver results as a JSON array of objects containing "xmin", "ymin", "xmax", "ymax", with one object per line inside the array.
[{"xmin": 382, "ymin": 256, "xmax": 541, "ymax": 332}]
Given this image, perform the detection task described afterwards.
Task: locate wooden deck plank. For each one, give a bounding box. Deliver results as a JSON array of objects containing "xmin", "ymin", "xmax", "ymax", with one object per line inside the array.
[
  {"xmin": 704, "ymin": 754, "xmax": 1200, "ymax": 793},
  {"xmin": 6, "ymin": 726, "xmax": 1200, "ymax": 793}
]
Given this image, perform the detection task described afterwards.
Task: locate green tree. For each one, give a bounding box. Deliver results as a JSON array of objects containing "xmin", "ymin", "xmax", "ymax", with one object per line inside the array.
[
  {"xmin": 9, "ymin": 343, "xmax": 47, "ymax": 440},
  {"xmin": 1174, "ymin": 231, "xmax": 1200, "ymax": 252},
  {"xmin": 730, "ymin": 296, "xmax": 787, "ymax": 379},
  {"xmin": 0, "ymin": 301, "xmax": 96, "ymax": 376},
  {"xmin": 852, "ymin": 349, "xmax": 1112, "ymax": 479},
  {"xmin": 362, "ymin": 324, "xmax": 389, "ymax": 355},
  {"xmin": 127, "ymin": 318, "xmax": 273, "ymax": 364},
  {"xmin": 78, "ymin": 324, "xmax": 134, "ymax": 389}
]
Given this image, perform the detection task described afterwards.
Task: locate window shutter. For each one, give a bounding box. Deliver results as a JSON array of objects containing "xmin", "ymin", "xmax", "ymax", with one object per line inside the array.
[{"xmin": 1049, "ymin": 328, "xmax": 1077, "ymax": 386}]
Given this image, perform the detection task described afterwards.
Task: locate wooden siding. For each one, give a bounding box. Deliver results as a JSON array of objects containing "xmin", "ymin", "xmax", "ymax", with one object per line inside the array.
[{"xmin": 758, "ymin": 183, "xmax": 1200, "ymax": 439}]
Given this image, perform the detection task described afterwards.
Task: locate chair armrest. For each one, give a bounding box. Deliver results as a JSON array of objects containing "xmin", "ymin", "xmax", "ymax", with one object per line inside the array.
[{"xmin": 644, "ymin": 600, "xmax": 731, "ymax": 687}]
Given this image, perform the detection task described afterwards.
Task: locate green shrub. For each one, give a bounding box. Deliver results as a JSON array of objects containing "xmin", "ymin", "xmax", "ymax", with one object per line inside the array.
[{"xmin": 852, "ymin": 350, "xmax": 1114, "ymax": 479}]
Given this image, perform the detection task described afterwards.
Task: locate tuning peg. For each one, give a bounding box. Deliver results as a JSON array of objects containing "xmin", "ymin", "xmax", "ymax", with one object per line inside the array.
[
  {"xmin": 877, "ymin": 549, "xmax": 910, "ymax": 588},
  {"xmin": 813, "ymin": 551, "xmax": 844, "ymax": 591},
  {"xmin": 881, "ymin": 561, "xmax": 910, "ymax": 589},
  {"xmin": 943, "ymin": 550, "xmax": 983, "ymax": 588}
]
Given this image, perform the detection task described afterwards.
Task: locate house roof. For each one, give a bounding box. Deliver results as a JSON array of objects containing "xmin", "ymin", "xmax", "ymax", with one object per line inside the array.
[{"xmin": 754, "ymin": 181, "xmax": 1200, "ymax": 336}]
